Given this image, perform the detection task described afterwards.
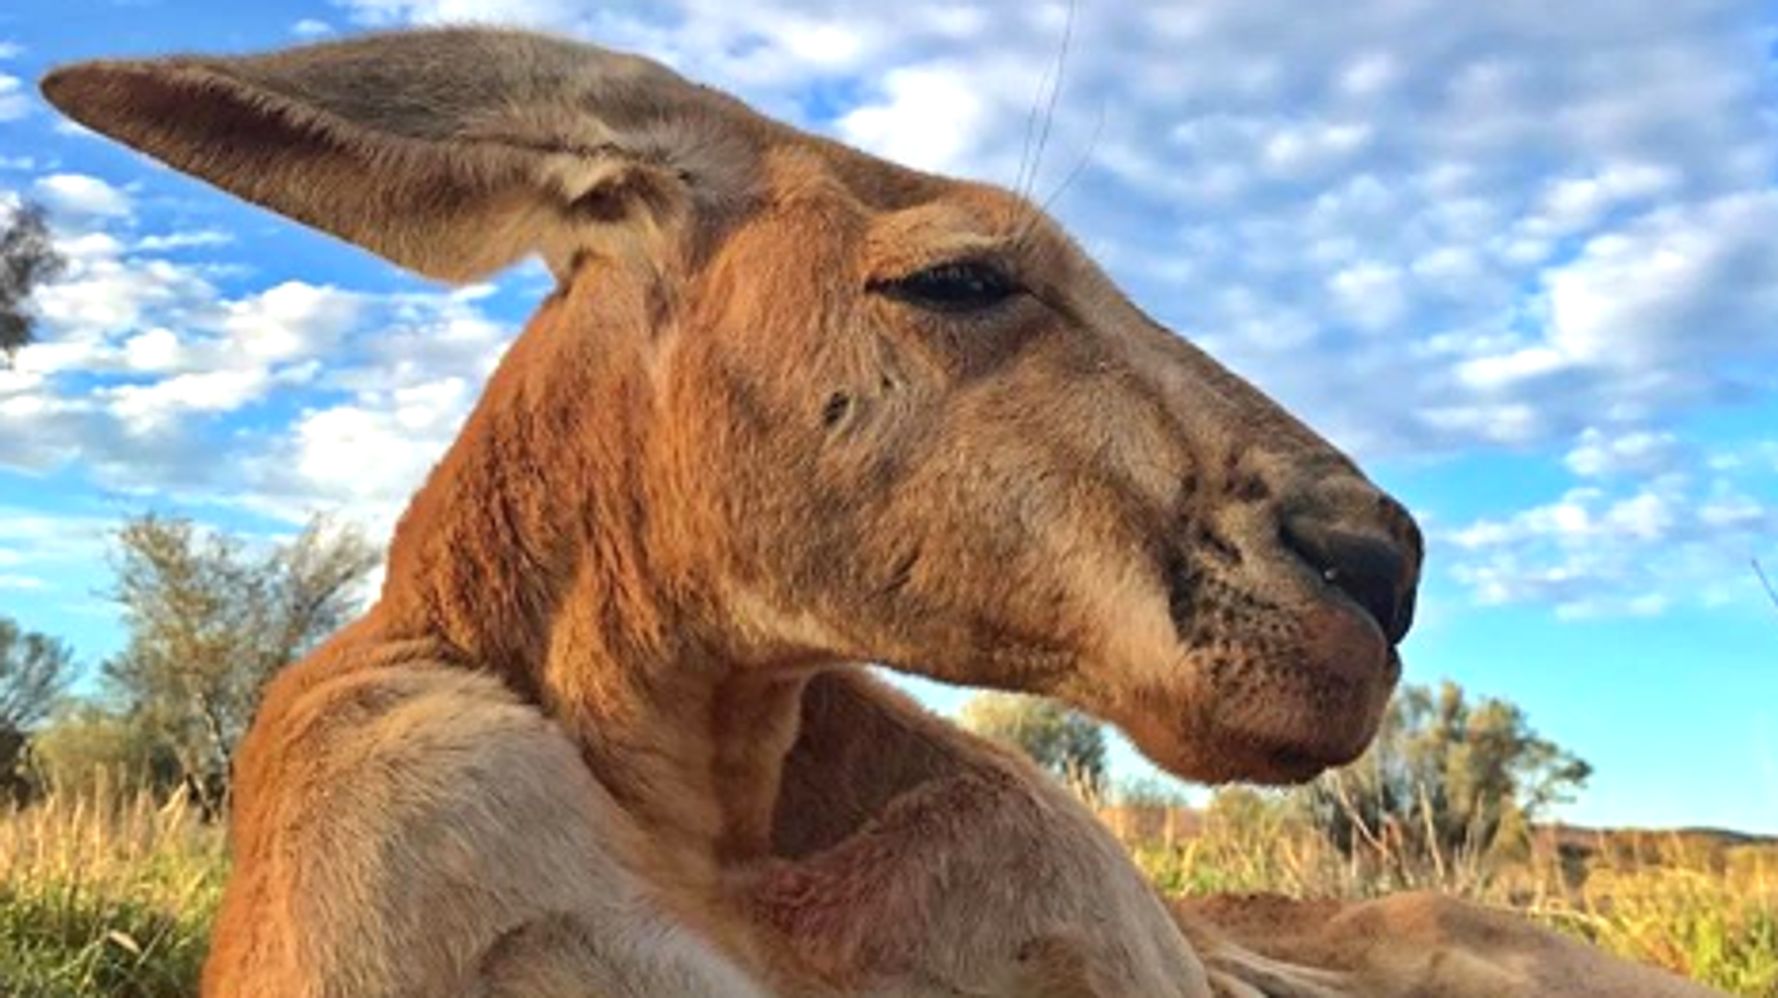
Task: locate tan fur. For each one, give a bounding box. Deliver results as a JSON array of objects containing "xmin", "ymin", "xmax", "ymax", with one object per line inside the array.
[{"xmin": 42, "ymin": 28, "xmax": 1719, "ymax": 997}]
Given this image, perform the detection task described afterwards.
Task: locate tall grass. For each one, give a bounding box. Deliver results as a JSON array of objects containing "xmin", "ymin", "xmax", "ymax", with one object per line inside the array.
[
  {"xmin": 1108, "ymin": 798, "xmax": 1778, "ymax": 996},
  {"xmin": 0, "ymin": 786, "xmax": 1771, "ymax": 995},
  {"xmin": 0, "ymin": 782, "xmax": 225, "ymax": 997},
  {"xmin": 1523, "ymin": 837, "xmax": 1778, "ymax": 996}
]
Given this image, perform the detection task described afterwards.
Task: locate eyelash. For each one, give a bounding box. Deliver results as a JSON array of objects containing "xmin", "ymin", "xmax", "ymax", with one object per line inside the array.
[{"xmin": 869, "ymin": 259, "xmax": 1021, "ymax": 313}]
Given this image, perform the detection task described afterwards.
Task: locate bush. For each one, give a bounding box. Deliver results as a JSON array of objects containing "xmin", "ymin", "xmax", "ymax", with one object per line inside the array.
[
  {"xmin": 29, "ymin": 708, "xmax": 180, "ymax": 803},
  {"xmin": 957, "ymin": 691, "xmax": 1108, "ymax": 799}
]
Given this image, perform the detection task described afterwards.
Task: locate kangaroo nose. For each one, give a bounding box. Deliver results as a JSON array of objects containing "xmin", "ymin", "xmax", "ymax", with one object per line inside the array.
[{"xmin": 1279, "ymin": 488, "xmax": 1421, "ymax": 644}]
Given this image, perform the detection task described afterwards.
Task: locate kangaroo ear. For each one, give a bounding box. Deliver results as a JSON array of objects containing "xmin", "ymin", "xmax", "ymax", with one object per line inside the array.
[{"xmin": 41, "ymin": 29, "xmax": 766, "ymax": 282}]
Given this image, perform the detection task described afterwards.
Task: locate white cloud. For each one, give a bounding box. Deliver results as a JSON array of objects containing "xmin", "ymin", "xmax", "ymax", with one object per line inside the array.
[
  {"xmin": 0, "ymin": 42, "xmax": 21, "ymax": 124},
  {"xmin": 33, "ymin": 174, "xmax": 132, "ymax": 219},
  {"xmin": 1447, "ymin": 470, "xmax": 1778, "ymax": 618},
  {"xmin": 0, "ymin": 507, "xmax": 113, "ymax": 569},
  {"xmin": 1456, "ymin": 347, "xmax": 1569, "ymax": 392},
  {"xmin": 1528, "ymin": 162, "xmax": 1680, "ymax": 238},
  {"xmin": 1338, "ymin": 53, "xmax": 1397, "ymax": 98},
  {"xmin": 9, "ymin": 0, "xmax": 1778, "ymax": 621},
  {"xmin": 33, "ymin": 251, "xmax": 213, "ymax": 346},
  {"xmin": 838, "ymin": 64, "xmax": 990, "ymax": 174},
  {"xmin": 1543, "ymin": 192, "xmax": 1778, "ymax": 369},
  {"xmin": 103, "ymin": 368, "xmax": 273, "ymax": 431},
  {"xmin": 218, "ymin": 282, "xmax": 363, "ymax": 365},
  {"xmin": 1327, "ymin": 261, "xmax": 1407, "ymax": 332},
  {"xmin": 339, "ymin": 0, "xmax": 585, "ymax": 31},
  {"xmin": 0, "ymin": 73, "xmax": 27, "ymax": 123},
  {"xmin": 1602, "ymin": 491, "xmax": 1674, "ymax": 541},
  {"xmin": 1565, "ymin": 428, "xmax": 1683, "ymax": 478},
  {"xmin": 1260, "ymin": 120, "xmax": 1372, "ymax": 180},
  {"xmin": 135, "ymin": 230, "xmax": 234, "ymax": 252},
  {"xmin": 122, "ymin": 328, "xmax": 184, "ymax": 373},
  {"xmin": 1700, "ymin": 491, "xmax": 1768, "ymax": 530},
  {"xmin": 280, "ymin": 378, "xmax": 476, "ymax": 512},
  {"xmin": 0, "ymin": 202, "xmax": 505, "ymax": 504},
  {"xmin": 291, "ymin": 18, "xmax": 335, "ymax": 38},
  {"xmin": 772, "ymin": 20, "xmax": 870, "ymax": 71}
]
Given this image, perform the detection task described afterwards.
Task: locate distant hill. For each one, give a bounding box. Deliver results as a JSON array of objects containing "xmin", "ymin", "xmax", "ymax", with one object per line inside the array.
[
  {"xmin": 1538, "ymin": 822, "xmax": 1778, "ymax": 851},
  {"xmin": 1096, "ymin": 804, "xmax": 1778, "ymax": 853}
]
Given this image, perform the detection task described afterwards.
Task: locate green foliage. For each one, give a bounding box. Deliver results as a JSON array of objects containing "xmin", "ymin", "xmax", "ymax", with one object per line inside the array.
[
  {"xmin": 103, "ymin": 513, "xmax": 378, "ymax": 810},
  {"xmin": 0, "ymin": 201, "xmax": 64, "ymax": 360},
  {"xmin": 30, "ymin": 706, "xmax": 180, "ymax": 801},
  {"xmin": 0, "ymin": 616, "xmax": 75, "ymax": 802},
  {"xmin": 957, "ymin": 691, "xmax": 1108, "ymax": 798},
  {"xmin": 1297, "ymin": 680, "xmax": 1592, "ymax": 888},
  {"xmin": 1113, "ymin": 776, "xmax": 1192, "ymax": 809},
  {"xmin": 0, "ymin": 617, "xmax": 74, "ymax": 734},
  {"xmin": 0, "ymin": 881, "xmax": 214, "ymax": 997}
]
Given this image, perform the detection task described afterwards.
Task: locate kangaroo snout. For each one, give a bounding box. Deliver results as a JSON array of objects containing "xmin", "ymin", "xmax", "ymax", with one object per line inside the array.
[{"xmin": 1278, "ymin": 481, "xmax": 1422, "ymax": 646}]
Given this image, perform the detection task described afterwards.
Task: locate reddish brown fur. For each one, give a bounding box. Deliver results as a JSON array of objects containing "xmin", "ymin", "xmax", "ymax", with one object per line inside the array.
[{"xmin": 42, "ymin": 27, "xmax": 1720, "ymax": 997}]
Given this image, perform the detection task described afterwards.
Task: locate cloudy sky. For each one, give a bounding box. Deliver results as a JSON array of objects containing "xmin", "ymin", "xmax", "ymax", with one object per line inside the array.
[{"xmin": 1, "ymin": 0, "xmax": 1775, "ymax": 831}]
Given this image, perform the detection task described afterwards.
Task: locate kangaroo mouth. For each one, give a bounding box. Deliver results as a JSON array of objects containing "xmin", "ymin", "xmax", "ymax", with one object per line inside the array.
[
  {"xmin": 1164, "ymin": 519, "xmax": 1414, "ymax": 675},
  {"xmin": 1126, "ymin": 547, "xmax": 1404, "ymax": 784}
]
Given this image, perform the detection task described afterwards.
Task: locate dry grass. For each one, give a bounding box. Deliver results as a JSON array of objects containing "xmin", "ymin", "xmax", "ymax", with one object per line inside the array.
[
  {"xmin": 1521, "ymin": 837, "xmax": 1778, "ymax": 995},
  {"xmin": 0, "ymin": 787, "xmax": 1771, "ymax": 995},
  {"xmin": 0, "ymin": 782, "xmax": 225, "ymax": 997},
  {"xmin": 1110, "ymin": 800, "xmax": 1778, "ymax": 996}
]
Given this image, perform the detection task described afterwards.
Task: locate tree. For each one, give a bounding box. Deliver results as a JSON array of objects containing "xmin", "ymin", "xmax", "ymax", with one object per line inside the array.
[
  {"xmin": 1, "ymin": 200, "xmax": 64, "ymax": 360},
  {"xmin": 958, "ymin": 691, "xmax": 1108, "ymax": 798},
  {"xmin": 1296, "ymin": 680, "xmax": 1591, "ymax": 888},
  {"xmin": 0, "ymin": 616, "xmax": 75, "ymax": 801},
  {"xmin": 0, "ymin": 615, "xmax": 74, "ymax": 733},
  {"xmin": 103, "ymin": 513, "xmax": 379, "ymax": 810}
]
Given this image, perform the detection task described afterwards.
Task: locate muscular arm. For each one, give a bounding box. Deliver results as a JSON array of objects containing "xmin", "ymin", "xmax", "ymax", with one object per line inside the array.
[
  {"xmin": 767, "ymin": 671, "xmax": 1723, "ymax": 998},
  {"xmin": 206, "ymin": 661, "xmax": 767, "ymax": 998},
  {"xmin": 771, "ymin": 670, "xmax": 1006, "ymax": 858},
  {"xmin": 761, "ymin": 670, "xmax": 1213, "ymax": 996},
  {"xmin": 1176, "ymin": 892, "xmax": 1725, "ymax": 998}
]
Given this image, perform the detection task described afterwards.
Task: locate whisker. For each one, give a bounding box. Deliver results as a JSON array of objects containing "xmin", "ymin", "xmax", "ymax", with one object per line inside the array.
[
  {"xmin": 1013, "ymin": 0, "xmax": 1082, "ymax": 245},
  {"xmin": 1024, "ymin": 0, "xmax": 1080, "ymax": 203},
  {"xmin": 1033, "ymin": 98, "xmax": 1106, "ymax": 234}
]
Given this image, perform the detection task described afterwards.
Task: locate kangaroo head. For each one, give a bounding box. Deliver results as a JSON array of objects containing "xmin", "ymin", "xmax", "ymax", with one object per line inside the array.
[{"xmin": 45, "ymin": 28, "xmax": 1421, "ymax": 783}]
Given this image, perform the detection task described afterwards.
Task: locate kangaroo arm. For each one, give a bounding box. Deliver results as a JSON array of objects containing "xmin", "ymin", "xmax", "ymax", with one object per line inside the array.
[
  {"xmin": 1175, "ymin": 892, "xmax": 1728, "ymax": 998},
  {"xmin": 759, "ymin": 670, "xmax": 1212, "ymax": 996},
  {"xmin": 770, "ymin": 672, "xmax": 1723, "ymax": 998}
]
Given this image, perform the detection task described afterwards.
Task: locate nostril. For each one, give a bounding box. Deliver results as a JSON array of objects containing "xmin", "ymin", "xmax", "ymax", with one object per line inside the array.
[{"xmin": 1279, "ymin": 514, "xmax": 1416, "ymax": 644}]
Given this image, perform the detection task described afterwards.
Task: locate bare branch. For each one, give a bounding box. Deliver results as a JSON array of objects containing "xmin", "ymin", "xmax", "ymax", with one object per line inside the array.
[{"xmin": 1755, "ymin": 558, "xmax": 1778, "ymax": 616}]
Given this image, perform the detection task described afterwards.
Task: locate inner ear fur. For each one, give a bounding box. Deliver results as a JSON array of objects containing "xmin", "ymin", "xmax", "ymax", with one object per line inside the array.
[{"xmin": 40, "ymin": 29, "xmax": 767, "ymax": 282}]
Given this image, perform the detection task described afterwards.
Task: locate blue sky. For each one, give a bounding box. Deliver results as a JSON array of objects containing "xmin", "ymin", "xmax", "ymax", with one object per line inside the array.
[{"xmin": 1, "ymin": 0, "xmax": 1775, "ymax": 832}]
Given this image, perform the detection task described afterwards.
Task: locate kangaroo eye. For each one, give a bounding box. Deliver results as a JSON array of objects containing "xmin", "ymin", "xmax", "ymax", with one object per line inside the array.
[{"xmin": 871, "ymin": 260, "xmax": 1020, "ymax": 313}]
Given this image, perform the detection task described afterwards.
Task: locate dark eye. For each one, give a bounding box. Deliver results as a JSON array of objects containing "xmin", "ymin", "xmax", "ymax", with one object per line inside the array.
[{"xmin": 871, "ymin": 260, "xmax": 1020, "ymax": 313}]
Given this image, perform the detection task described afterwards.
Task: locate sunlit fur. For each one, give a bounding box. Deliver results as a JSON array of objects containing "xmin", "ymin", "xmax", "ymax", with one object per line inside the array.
[{"xmin": 44, "ymin": 27, "xmax": 1713, "ymax": 997}]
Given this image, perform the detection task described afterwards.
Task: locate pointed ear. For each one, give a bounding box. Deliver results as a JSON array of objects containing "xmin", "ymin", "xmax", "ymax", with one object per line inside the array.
[{"xmin": 41, "ymin": 29, "xmax": 766, "ymax": 282}]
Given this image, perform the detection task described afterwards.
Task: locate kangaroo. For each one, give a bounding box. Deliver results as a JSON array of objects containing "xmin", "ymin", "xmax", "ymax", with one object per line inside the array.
[{"xmin": 43, "ymin": 27, "xmax": 1718, "ymax": 997}]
